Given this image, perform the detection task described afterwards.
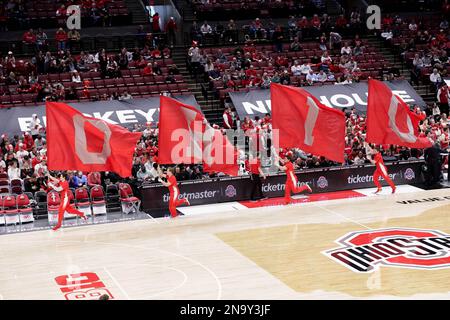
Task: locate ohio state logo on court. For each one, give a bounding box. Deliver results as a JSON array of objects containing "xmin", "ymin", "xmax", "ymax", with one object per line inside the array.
[
  {"xmin": 225, "ymin": 185, "xmax": 237, "ymax": 198},
  {"xmin": 404, "ymin": 168, "xmax": 415, "ymax": 180},
  {"xmin": 323, "ymin": 228, "xmax": 450, "ymax": 273},
  {"xmin": 317, "ymin": 176, "xmax": 328, "ymax": 189}
]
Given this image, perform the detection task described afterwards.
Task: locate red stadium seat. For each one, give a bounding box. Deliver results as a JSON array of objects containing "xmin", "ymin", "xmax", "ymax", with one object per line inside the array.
[
  {"xmin": 75, "ymin": 187, "xmax": 92, "ymax": 216},
  {"xmin": 17, "ymin": 194, "xmax": 34, "ymax": 223},
  {"xmin": 90, "ymin": 185, "xmax": 107, "ymax": 215},
  {"xmin": 2, "ymin": 195, "xmax": 19, "ymax": 225},
  {"xmin": 118, "ymin": 183, "xmax": 140, "ymax": 214}
]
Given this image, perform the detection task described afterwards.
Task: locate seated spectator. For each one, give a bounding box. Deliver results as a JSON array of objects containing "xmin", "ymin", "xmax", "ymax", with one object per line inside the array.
[
  {"xmin": 71, "ymin": 70, "xmax": 82, "ymax": 83},
  {"xmin": 8, "ymin": 161, "xmax": 20, "ymax": 181},
  {"xmin": 335, "ymin": 14, "xmax": 348, "ymax": 32},
  {"xmin": 65, "ymin": 87, "xmax": 78, "ymax": 100},
  {"xmin": 317, "ymin": 70, "xmax": 327, "ymax": 82},
  {"xmin": 143, "ymin": 63, "xmax": 154, "ymax": 76},
  {"xmin": 279, "ymin": 70, "xmax": 290, "ymax": 85},
  {"xmin": 215, "ymin": 49, "xmax": 227, "ymax": 63},
  {"xmin": 290, "ymin": 61, "xmax": 302, "ymax": 77},
  {"xmin": 106, "ymin": 56, "xmax": 120, "ymax": 78},
  {"xmin": 152, "ymin": 62, "xmax": 162, "ymax": 75},
  {"xmin": 151, "ymin": 47, "xmax": 162, "ymax": 59},
  {"xmin": 353, "ymin": 151, "xmax": 366, "ymax": 165},
  {"xmin": 119, "ymin": 91, "xmax": 133, "ymax": 100},
  {"xmin": 341, "ymin": 42, "xmax": 352, "ymax": 56},
  {"xmin": 300, "ymin": 62, "xmax": 312, "ymax": 75},
  {"xmin": 200, "ymin": 21, "xmax": 213, "ymax": 38},
  {"xmin": 204, "ymin": 58, "xmax": 214, "ymax": 73},
  {"xmin": 319, "ymin": 33, "xmax": 327, "ymax": 51},
  {"xmin": 208, "ymin": 66, "xmax": 221, "ymax": 81},
  {"xmin": 22, "ymin": 28, "xmax": 36, "ymax": 47},
  {"xmin": 353, "ymin": 44, "xmax": 363, "ymax": 56},
  {"xmin": 290, "ymin": 37, "xmax": 303, "ymax": 52},
  {"xmin": 74, "ymin": 171, "xmax": 87, "ymax": 187},
  {"xmin": 306, "ymin": 70, "xmax": 318, "ymax": 85},
  {"xmin": 163, "ymin": 47, "xmax": 171, "ymax": 59},
  {"xmin": 67, "ymin": 29, "xmax": 81, "ymax": 50},
  {"xmin": 430, "ymin": 68, "xmax": 443, "ymax": 89},
  {"xmin": 87, "ymin": 171, "xmax": 102, "ymax": 186},
  {"xmin": 168, "ymin": 64, "xmax": 179, "ymax": 75},
  {"xmin": 35, "ymin": 28, "xmax": 48, "ymax": 52}
]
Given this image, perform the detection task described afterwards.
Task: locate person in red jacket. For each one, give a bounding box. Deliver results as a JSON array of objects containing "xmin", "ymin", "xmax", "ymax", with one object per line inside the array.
[
  {"xmin": 152, "ymin": 12, "xmax": 161, "ymax": 33},
  {"xmin": 55, "ymin": 28, "xmax": 68, "ymax": 51},
  {"xmin": 365, "ymin": 142, "xmax": 396, "ymax": 194},
  {"xmin": 22, "ymin": 29, "xmax": 36, "ymax": 45},
  {"xmin": 143, "ymin": 63, "xmax": 153, "ymax": 76},
  {"xmin": 165, "ymin": 17, "xmax": 177, "ymax": 47},
  {"xmin": 48, "ymin": 173, "xmax": 87, "ymax": 231},
  {"xmin": 159, "ymin": 167, "xmax": 190, "ymax": 218},
  {"xmin": 275, "ymin": 153, "xmax": 312, "ymax": 204},
  {"xmin": 87, "ymin": 171, "xmax": 102, "ymax": 187}
]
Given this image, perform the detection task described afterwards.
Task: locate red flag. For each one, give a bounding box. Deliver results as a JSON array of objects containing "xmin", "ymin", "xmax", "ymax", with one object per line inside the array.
[
  {"xmin": 366, "ymin": 79, "xmax": 431, "ymax": 149},
  {"xmin": 158, "ymin": 96, "xmax": 239, "ymax": 176},
  {"xmin": 271, "ymin": 83, "xmax": 346, "ymax": 163},
  {"xmin": 46, "ymin": 102, "xmax": 142, "ymax": 177}
]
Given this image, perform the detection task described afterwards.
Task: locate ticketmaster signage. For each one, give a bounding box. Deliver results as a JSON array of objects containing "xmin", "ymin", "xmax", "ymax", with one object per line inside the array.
[
  {"xmin": 140, "ymin": 161, "xmax": 424, "ymax": 216},
  {"xmin": 0, "ymin": 95, "xmax": 200, "ymax": 136},
  {"xmin": 229, "ymin": 81, "xmax": 425, "ymax": 119}
]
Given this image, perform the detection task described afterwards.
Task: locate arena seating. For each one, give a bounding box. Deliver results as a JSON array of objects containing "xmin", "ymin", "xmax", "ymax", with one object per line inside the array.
[
  {"xmin": 118, "ymin": 182, "xmax": 141, "ymax": 214},
  {"xmin": 2, "ymin": 0, "xmax": 130, "ymax": 30},
  {"xmin": 16, "ymin": 194, "xmax": 34, "ymax": 223},
  {"xmin": 386, "ymin": 14, "xmax": 448, "ymax": 84},
  {"xmin": 1, "ymin": 194, "xmax": 20, "ymax": 225},
  {"xmin": 106, "ymin": 184, "xmax": 121, "ymax": 212},
  {"xmin": 90, "ymin": 185, "xmax": 107, "ymax": 215},
  {"xmin": 0, "ymin": 55, "xmax": 188, "ymax": 108},
  {"xmin": 199, "ymin": 40, "xmax": 392, "ymax": 105},
  {"xmin": 75, "ymin": 187, "xmax": 93, "ymax": 216},
  {"xmin": 189, "ymin": 0, "xmax": 321, "ymax": 20}
]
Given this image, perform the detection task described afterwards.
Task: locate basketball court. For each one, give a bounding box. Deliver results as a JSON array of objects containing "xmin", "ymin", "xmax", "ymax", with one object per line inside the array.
[{"xmin": 0, "ymin": 184, "xmax": 449, "ymax": 300}]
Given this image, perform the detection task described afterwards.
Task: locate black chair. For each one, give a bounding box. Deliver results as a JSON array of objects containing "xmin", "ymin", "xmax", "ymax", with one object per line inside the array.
[
  {"xmin": 35, "ymin": 190, "xmax": 48, "ymax": 217},
  {"xmin": 105, "ymin": 184, "xmax": 121, "ymax": 212}
]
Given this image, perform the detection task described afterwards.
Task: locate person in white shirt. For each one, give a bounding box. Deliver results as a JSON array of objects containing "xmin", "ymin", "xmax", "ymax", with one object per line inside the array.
[
  {"xmin": 353, "ymin": 151, "xmax": 366, "ymax": 165},
  {"xmin": 408, "ymin": 20, "xmax": 418, "ymax": 32},
  {"xmin": 200, "ymin": 21, "xmax": 212, "ymax": 35},
  {"xmin": 317, "ymin": 70, "xmax": 327, "ymax": 82},
  {"xmin": 39, "ymin": 143, "xmax": 47, "ymax": 157},
  {"xmin": 71, "ymin": 70, "xmax": 82, "ymax": 83},
  {"xmin": 306, "ymin": 70, "xmax": 318, "ymax": 84},
  {"xmin": 143, "ymin": 122, "xmax": 156, "ymax": 138},
  {"xmin": 430, "ymin": 69, "xmax": 442, "ymax": 86},
  {"xmin": 0, "ymin": 159, "xmax": 6, "ymax": 173},
  {"xmin": 300, "ymin": 62, "xmax": 312, "ymax": 75},
  {"xmin": 341, "ymin": 43, "xmax": 352, "ymax": 55},
  {"xmin": 7, "ymin": 161, "xmax": 21, "ymax": 181},
  {"xmin": 15, "ymin": 143, "xmax": 29, "ymax": 163},
  {"xmin": 341, "ymin": 75, "xmax": 353, "ymax": 84},
  {"xmin": 381, "ymin": 29, "xmax": 393, "ymax": 40},
  {"xmin": 34, "ymin": 159, "xmax": 48, "ymax": 177},
  {"xmin": 119, "ymin": 91, "xmax": 133, "ymax": 100},
  {"xmin": 321, "ymin": 51, "xmax": 332, "ymax": 64},
  {"xmin": 432, "ymin": 103, "xmax": 441, "ymax": 117},
  {"xmin": 290, "ymin": 60, "xmax": 302, "ymax": 76},
  {"xmin": 29, "ymin": 114, "xmax": 41, "ymax": 139}
]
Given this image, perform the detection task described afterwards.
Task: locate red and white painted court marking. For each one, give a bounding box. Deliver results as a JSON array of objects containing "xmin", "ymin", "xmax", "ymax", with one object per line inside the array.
[{"xmin": 177, "ymin": 185, "xmax": 424, "ymax": 216}]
